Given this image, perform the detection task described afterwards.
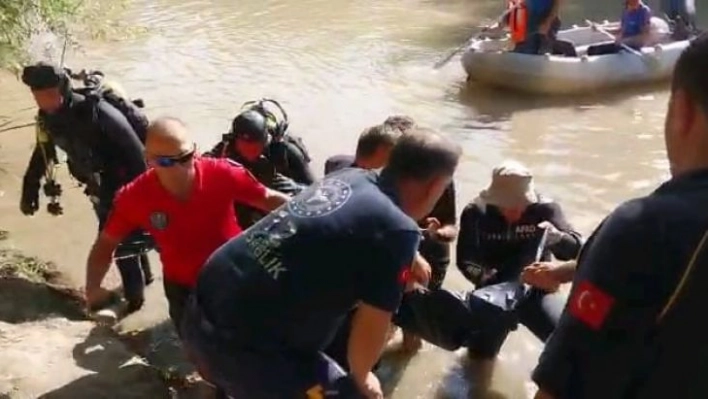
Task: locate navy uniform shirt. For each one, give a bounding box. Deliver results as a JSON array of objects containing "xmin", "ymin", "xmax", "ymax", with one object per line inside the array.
[
  {"xmin": 194, "ymin": 168, "xmax": 420, "ymax": 353},
  {"xmin": 532, "ymin": 169, "xmax": 708, "ymax": 399}
]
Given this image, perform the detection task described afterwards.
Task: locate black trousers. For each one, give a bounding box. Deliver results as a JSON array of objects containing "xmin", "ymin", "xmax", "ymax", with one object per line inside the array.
[
  {"xmin": 323, "ymin": 310, "xmax": 356, "ymax": 372},
  {"xmin": 469, "ymin": 289, "xmax": 564, "ymax": 358},
  {"xmin": 163, "ymin": 280, "xmax": 192, "ymax": 335},
  {"xmin": 165, "ymin": 282, "xmax": 229, "ymax": 399},
  {"xmin": 587, "ymin": 41, "xmax": 624, "ymax": 56},
  {"xmin": 391, "ymin": 286, "xmax": 565, "ymax": 358},
  {"xmin": 324, "ymin": 259, "xmax": 450, "ymax": 368}
]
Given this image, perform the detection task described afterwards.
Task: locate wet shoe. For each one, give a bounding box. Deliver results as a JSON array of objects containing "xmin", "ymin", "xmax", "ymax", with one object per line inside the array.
[{"xmin": 93, "ymin": 307, "xmax": 119, "ymax": 326}]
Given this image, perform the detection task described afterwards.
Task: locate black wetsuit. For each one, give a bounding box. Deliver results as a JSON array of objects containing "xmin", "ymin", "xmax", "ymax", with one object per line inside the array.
[
  {"xmin": 266, "ymin": 136, "xmax": 316, "ymax": 185},
  {"xmin": 22, "ymin": 92, "xmax": 152, "ymax": 306}
]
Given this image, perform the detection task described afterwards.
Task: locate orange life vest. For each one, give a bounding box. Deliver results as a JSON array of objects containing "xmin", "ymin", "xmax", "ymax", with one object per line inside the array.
[{"xmin": 508, "ymin": 0, "xmax": 528, "ymax": 44}]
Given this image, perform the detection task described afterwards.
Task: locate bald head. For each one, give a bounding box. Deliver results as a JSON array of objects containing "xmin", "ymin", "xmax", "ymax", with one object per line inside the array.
[{"xmin": 145, "ymin": 117, "xmax": 193, "ymax": 156}]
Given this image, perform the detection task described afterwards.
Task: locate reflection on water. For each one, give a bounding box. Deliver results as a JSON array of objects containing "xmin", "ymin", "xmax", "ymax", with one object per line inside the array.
[{"xmin": 3, "ymin": 0, "xmax": 704, "ymax": 397}]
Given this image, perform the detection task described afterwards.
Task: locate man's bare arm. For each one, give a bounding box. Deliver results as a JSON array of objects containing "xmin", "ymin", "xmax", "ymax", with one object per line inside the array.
[
  {"xmin": 348, "ymin": 303, "xmax": 392, "ymax": 384},
  {"xmin": 250, "ymin": 188, "xmax": 290, "ymax": 212},
  {"xmin": 553, "ymin": 260, "xmax": 577, "ymax": 283},
  {"xmin": 85, "ymin": 233, "xmax": 121, "ymax": 305}
]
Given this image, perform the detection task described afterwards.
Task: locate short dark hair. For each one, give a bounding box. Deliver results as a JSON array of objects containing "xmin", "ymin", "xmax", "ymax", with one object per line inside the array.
[
  {"xmin": 672, "ymin": 32, "xmax": 708, "ymax": 116},
  {"xmin": 384, "ymin": 127, "xmax": 461, "ymax": 181},
  {"xmin": 355, "ymin": 124, "xmax": 401, "ymax": 158},
  {"xmin": 383, "ymin": 115, "xmax": 416, "ymax": 134}
]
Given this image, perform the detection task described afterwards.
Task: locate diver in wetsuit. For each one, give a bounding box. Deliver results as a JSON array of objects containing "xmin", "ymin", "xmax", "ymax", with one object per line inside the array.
[
  {"xmin": 205, "ymin": 109, "xmax": 305, "ymax": 228},
  {"xmin": 240, "ymin": 98, "xmax": 315, "ymax": 185},
  {"xmin": 20, "ymin": 62, "xmax": 153, "ymax": 312}
]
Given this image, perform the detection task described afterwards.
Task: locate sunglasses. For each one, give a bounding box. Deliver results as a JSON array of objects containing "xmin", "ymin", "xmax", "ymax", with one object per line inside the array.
[{"xmin": 151, "ymin": 145, "xmax": 196, "ymax": 168}]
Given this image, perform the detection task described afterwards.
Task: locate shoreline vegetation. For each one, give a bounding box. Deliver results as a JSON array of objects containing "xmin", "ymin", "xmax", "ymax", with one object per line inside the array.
[
  {"xmin": 0, "ymin": 3, "xmax": 192, "ymax": 397},
  {"xmin": 0, "ymin": 0, "xmax": 141, "ymax": 70}
]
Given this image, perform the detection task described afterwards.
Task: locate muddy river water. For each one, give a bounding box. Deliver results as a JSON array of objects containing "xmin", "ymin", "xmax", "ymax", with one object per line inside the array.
[{"xmin": 0, "ymin": 0, "xmax": 706, "ymax": 397}]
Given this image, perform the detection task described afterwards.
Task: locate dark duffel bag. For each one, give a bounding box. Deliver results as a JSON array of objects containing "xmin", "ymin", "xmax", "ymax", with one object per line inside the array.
[{"xmin": 393, "ymin": 281, "xmax": 530, "ymax": 353}]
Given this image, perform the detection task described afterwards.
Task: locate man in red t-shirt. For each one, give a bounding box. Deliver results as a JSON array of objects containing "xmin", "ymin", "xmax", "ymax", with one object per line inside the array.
[{"xmin": 84, "ymin": 117, "xmax": 289, "ymax": 329}]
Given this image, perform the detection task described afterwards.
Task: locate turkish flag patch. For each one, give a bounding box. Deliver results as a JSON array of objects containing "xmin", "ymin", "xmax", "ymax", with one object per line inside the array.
[{"xmin": 568, "ymin": 280, "xmax": 615, "ymax": 330}]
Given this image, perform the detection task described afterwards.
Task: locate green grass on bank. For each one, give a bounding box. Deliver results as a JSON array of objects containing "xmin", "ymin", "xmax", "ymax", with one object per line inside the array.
[
  {"xmin": 0, "ymin": 247, "xmax": 58, "ymax": 283},
  {"xmin": 0, "ymin": 0, "xmax": 139, "ymax": 70},
  {"xmin": 1, "ymin": 0, "xmax": 78, "ymax": 68}
]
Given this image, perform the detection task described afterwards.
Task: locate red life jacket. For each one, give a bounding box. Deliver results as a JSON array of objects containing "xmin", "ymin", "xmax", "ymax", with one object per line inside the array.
[{"xmin": 508, "ymin": 0, "xmax": 529, "ymax": 43}]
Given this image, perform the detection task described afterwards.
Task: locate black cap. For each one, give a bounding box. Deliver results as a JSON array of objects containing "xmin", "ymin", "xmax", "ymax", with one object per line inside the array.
[
  {"xmin": 21, "ymin": 62, "xmax": 65, "ymax": 90},
  {"xmin": 231, "ymin": 110, "xmax": 268, "ymax": 142}
]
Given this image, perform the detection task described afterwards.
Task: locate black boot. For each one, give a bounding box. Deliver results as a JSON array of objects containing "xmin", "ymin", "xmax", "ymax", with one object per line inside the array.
[
  {"xmin": 116, "ymin": 255, "xmax": 145, "ymax": 313},
  {"xmin": 140, "ymin": 253, "xmax": 154, "ymax": 286}
]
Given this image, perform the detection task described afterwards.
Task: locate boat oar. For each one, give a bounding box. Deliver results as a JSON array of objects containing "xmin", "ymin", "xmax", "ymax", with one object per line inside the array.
[{"xmin": 433, "ymin": 10, "xmax": 509, "ymax": 69}]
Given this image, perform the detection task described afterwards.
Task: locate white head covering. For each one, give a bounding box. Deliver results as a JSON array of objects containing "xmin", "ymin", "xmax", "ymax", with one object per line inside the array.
[{"xmin": 478, "ymin": 160, "xmax": 538, "ymax": 208}]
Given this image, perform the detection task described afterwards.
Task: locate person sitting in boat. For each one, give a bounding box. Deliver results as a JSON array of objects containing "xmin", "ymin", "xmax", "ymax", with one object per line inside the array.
[
  {"xmin": 494, "ymin": 0, "xmax": 563, "ymax": 55},
  {"xmin": 485, "ymin": 0, "xmax": 579, "ymax": 56},
  {"xmin": 455, "ymin": 160, "xmax": 582, "ymax": 358},
  {"xmin": 618, "ymin": 0, "xmax": 654, "ymax": 49},
  {"xmin": 587, "ymin": 0, "xmax": 653, "ymax": 56},
  {"xmin": 661, "ymin": 0, "xmax": 698, "ymax": 40}
]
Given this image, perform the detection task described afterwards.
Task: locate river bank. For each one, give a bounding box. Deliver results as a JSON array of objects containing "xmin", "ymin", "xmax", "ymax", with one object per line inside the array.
[
  {"xmin": 0, "ymin": 65, "xmax": 573, "ymax": 398},
  {"xmin": 0, "ymin": 72, "xmax": 214, "ymax": 398}
]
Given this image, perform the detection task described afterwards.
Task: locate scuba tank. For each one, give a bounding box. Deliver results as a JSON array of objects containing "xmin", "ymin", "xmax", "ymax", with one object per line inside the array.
[
  {"xmin": 68, "ymin": 68, "xmax": 130, "ymax": 99},
  {"xmin": 66, "ymin": 67, "xmax": 149, "ymax": 142}
]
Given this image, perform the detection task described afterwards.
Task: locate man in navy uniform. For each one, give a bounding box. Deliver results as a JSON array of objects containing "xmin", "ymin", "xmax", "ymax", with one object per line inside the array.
[
  {"xmin": 181, "ymin": 128, "xmax": 461, "ymax": 399},
  {"xmin": 533, "ymin": 32, "xmax": 708, "ymax": 399}
]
